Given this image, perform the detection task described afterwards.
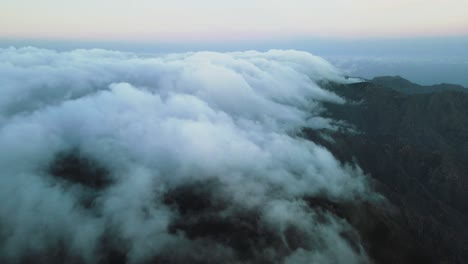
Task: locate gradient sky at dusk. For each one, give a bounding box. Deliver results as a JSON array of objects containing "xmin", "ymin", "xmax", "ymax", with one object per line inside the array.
[
  {"xmin": 1, "ymin": 0, "xmax": 468, "ymax": 41},
  {"xmin": 2, "ymin": 0, "xmax": 468, "ymax": 86}
]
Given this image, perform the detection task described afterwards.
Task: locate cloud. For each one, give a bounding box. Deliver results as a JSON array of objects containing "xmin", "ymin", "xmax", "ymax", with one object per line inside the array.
[{"xmin": 0, "ymin": 47, "xmax": 371, "ymax": 263}]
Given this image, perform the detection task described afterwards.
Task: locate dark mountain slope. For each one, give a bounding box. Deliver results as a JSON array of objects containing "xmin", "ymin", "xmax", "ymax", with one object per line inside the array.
[{"xmin": 307, "ymin": 79, "xmax": 468, "ymax": 263}]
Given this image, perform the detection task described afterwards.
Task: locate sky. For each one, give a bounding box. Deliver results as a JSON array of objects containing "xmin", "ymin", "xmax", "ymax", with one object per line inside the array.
[
  {"xmin": 1, "ymin": 0, "xmax": 468, "ymax": 41},
  {"xmin": 1, "ymin": 0, "xmax": 468, "ymax": 86}
]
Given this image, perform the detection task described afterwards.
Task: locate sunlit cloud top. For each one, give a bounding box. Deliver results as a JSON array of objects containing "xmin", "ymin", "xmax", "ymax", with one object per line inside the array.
[{"xmin": 1, "ymin": 0, "xmax": 468, "ymax": 41}]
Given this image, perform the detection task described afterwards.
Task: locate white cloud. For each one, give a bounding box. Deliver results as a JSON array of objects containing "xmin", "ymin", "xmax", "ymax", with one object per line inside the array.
[{"xmin": 0, "ymin": 47, "xmax": 371, "ymax": 263}]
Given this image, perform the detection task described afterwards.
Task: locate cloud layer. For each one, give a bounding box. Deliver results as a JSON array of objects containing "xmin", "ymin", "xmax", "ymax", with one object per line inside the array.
[{"xmin": 0, "ymin": 47, "xmax": 370, "ymax": 263}]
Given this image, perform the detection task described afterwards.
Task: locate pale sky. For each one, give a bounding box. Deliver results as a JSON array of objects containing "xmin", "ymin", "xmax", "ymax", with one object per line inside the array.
[{"xmin": 1, "ymin": 0, "xmax": 468, "ymax": 41}]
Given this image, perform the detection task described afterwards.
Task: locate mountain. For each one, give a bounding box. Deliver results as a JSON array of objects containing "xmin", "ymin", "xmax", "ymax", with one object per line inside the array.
[
  {"xmin": 370, "ymin": 76, "xmax": 467, "ymax": 94},
  {"xmin": 306, "ymin": 77, "xmax": 468, "ymax": 263}
]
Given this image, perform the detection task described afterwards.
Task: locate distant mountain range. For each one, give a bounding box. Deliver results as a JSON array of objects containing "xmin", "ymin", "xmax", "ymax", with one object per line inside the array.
[
  {"xmin": 370, "ymin": 75, "xmax": 467, "ymax": 94},
  {"xmin": 308, "ymin": 76, "xmax": 468, "ymax": 264}
]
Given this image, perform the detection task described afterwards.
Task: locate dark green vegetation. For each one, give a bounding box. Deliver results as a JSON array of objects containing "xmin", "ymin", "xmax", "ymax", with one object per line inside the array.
[
  {"xmin": 49, "ymin": 151, "xmax": 112, "ymax": 190},
  {"xmin": 308, "ymin": 77, "xmax": 468, "ymax": 264}
]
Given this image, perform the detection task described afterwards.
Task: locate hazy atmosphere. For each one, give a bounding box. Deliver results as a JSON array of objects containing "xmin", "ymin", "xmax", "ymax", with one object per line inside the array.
[
  {"xmin": 1, "ymin": 1, "xmax": 468, "ymax": 264},
  {"xmin": 2, "ymin": 0, "xmax": 468, "ymax": 86}
]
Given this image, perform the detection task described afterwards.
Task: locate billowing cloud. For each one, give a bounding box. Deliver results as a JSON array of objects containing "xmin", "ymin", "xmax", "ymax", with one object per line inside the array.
[{"xmin": 0, "ymin": 47, "xmax": 371, "ymax": 263}]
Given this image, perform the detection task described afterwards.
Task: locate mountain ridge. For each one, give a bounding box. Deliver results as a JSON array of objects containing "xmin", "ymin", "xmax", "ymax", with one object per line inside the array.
[
  {"xmin": 312, "ymin": 77, "xmax": 468, "ymax": 263},
  {"xmin": 369, "ymin": 75, "xmax": 468, "ymax": 94}
]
